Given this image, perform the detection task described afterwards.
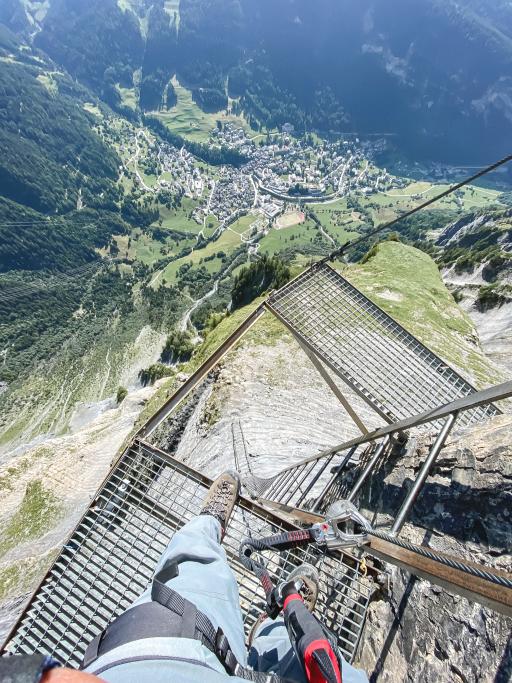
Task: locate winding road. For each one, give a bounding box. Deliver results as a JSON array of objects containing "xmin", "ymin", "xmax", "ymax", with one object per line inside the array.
[{"xmin": 178, "ymin": 280, "xmax": 219, "ymax": 334}]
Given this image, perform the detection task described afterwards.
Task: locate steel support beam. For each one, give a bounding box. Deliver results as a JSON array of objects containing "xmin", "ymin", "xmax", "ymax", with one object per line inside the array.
[
  {"xmin": 296, "ymin": 338, "xmax": 370, "ymax": 435},
  {"xmin": 138, "ymin": 304, "xmax": 266, "ymax": 438},
  {"xmin": 366, "ymin": 534, "xmax": 512, "ymax": 618},
  {"xmin": 390, "ymin": 413, "xmax": 458, "ymax": 535},
  {"xmin": 347, "ymin": 437, "xmax": 390, "ymax": 503},
  {"xmin": 264, "ymin": 301, "xmax": 393, "ymax": 424}
]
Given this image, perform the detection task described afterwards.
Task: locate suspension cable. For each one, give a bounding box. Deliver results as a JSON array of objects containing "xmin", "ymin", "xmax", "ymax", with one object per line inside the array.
[
  {"xmin": 322, "ymin": 152, "xmax": 512, "ymax": 263},
  {"xmin": 368, "ymin": 529, "xmax": 512, "ymax": 590}
]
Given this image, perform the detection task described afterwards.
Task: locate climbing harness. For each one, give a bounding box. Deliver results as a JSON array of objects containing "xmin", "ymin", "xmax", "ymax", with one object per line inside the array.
[
  {"xmin": 240, "ymin": 501, "xmax": 372, "ymax": 618},
  {"xmin": 82, "ymin": 560, "xmax": 293, "ymax": 683}
]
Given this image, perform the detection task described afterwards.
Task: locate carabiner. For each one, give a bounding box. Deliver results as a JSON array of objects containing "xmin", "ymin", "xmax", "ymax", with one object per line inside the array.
[{"xmin": 310, "ymin": 500, "xmax": 372, "ymax": 549}]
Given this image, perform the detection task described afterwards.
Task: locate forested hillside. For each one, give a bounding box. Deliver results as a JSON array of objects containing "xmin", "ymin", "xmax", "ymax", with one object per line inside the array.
[
  {"xmin": 1, "ymin": 0, "xmax": 511, "ymax": 164},
  {"xmin": 176, "ymin": 0, "xmax": 512, "ymax": 163},
  {"xmin": 34, "ymin": 0, "xmax": 144, "ymax": 104},
  {"xmin": 0, "ymin": 35, "xmax": 126, "ymax": 250},
  {"xmin": 0, "ymin": 36, "xmax": 138, "ymax": 403},
  {"xmin": 0, "ymin": 34, "xmax": 127, "ymax": 268},
  {"xmin": 0, "ymin": 58, "xmax": 119, "ymax": 213}
]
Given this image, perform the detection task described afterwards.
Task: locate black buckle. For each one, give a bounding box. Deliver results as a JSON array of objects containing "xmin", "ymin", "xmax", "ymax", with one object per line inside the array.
[
  {"xmin": 265, "ymin": 587, "xmax": 283, "ymax": 620},
  {"xmin": 215, "ymin": 628, "xmax": 236, "ymax": 674}
]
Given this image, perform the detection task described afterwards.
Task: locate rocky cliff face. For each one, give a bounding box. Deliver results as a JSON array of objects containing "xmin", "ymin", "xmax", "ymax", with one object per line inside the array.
[
  {"xmin": 1, "ymin": 245, "xmax": 510, "ymax": 679},
  {"xmin": 437, "ymin": 206, "xmax": 512, "ymax": 378},
  {"xmin": 436, "ymin": 208, "xmax": 512, "ymax": 249},
  {"xmin": 148, "ymin": 317, "xmax": 511, "ymax": 682},
  {"xmin": 442, "ymin": 264, "xmax": 512, "ymax": 377},
  {"xmin": 351, "ymin": 415, "xmax": 512, "ymax": 683},
  {"xmin": 458, "ymin": 293, "xmax": 512, "ymax": 378},
  {"xmin": 153, "ymin": 334, "xmax": 382, "ymax": 478}
]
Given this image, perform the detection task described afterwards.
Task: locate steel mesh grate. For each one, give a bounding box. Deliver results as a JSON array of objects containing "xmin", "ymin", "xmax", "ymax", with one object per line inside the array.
[
  {"xmin": 3, "ymin": 441, "xmax": 373, "ymax": 668},
  {"xmin": 267, "ymin": 264, "xmax": 499, "ymax": 426}
]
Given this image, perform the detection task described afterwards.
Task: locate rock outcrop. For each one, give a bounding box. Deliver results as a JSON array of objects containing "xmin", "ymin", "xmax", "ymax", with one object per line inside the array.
[
  {"xmin": 436, "ymin": 208, "xmax": 512, "ymax": 250},
  {"xmin": 350, "ymin": 415, "xmax": 512, "ymax": 682}
]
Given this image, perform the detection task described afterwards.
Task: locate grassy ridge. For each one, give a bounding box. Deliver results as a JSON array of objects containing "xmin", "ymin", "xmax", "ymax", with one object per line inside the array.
[
  {"xmin": 135, "ymin": 296, "xmax": 287, "ymax": 429},
  {"xmin": 136, "ymin": 242, "xmax": 500, "ymax": 436},
  {"xmin": 344, "ymin": 241, "xmax": 501, "ymax": 386}
]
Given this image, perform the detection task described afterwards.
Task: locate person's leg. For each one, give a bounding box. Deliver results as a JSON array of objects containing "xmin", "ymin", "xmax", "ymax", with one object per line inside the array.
[
  {"xmin": 132, "ymin": 513, "xmax": 247, "ymax": 663},
  {"xmin": 248, "ymin": 617, "xmax": 368, "ymax": 683},
  {"xmin": 248, "ymin": 563, "xmax": 319, "ymax": 682},
  {"xmin": 248, "ymin": 563, "xmax": 368, "ymax": 683},
  {"xmin": 249, "ymin": 615, "xmax": 369, "ymax": 683},
  {"xmin": 248, "ymin": 617, "xmax": 306, "ymax": 682}
]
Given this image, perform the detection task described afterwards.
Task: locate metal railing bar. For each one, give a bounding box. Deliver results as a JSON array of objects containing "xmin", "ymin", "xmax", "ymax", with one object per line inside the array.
[
  {"xmin": 281, "ymin": 461, "xmax": 318, "ymax": 505},
  {"xmin": 311, "ymin": 447, "xmax": 359, "ymax": 512},
  {"xmin": 296, "ymin": 454, "xmax": 336, "ymax": 507},
  {"xmin": 347, "ymin": 438, "xmax": 391, "ymax": 503},
  {"xmin": 390, "ymin": 412, "xmax": 458, "ymax": 535},
  {"xmin": 272, "ymin": 380, "xmax": 512, "ymax": 477}
]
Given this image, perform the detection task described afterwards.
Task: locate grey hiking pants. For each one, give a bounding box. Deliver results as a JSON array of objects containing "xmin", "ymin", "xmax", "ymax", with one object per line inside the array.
[{"xmin": 83, "ymin": 515, "xmax": 368, "ymax": 683}]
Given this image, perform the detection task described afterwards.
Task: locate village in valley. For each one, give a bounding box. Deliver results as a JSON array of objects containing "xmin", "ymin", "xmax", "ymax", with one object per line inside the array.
[
  {"xmin": 101, "ymin": 116, "xmax": 410, "ymax": 245},
  {"xmin": 95, "ymin": 107, "xmax": 503, "ymax": 300}
]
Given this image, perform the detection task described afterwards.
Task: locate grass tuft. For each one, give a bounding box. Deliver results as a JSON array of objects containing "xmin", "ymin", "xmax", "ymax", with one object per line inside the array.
[{"xmin": 0, "ymin": 480, "xmax": 63, "ymax": 559}]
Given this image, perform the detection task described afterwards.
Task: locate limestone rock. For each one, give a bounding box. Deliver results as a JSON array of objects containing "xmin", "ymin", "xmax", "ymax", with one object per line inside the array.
[{"xmin": 351, "ymin": 414, "xmax": 512, "ymax": 681}]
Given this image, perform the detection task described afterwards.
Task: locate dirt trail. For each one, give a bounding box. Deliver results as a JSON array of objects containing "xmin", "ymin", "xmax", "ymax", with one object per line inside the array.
[{"xmin": 178, "ymin": 280, "xmax": 219, "ymax": 334}]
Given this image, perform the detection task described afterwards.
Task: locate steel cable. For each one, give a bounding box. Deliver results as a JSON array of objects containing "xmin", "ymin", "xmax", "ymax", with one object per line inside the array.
[
  {"xmin": 324, "ymin": 152, "xmax": 512, "ymax": 262},
  {"xmin": 368, "ymin": 529, "xmax": 512, "ymax": 590}
]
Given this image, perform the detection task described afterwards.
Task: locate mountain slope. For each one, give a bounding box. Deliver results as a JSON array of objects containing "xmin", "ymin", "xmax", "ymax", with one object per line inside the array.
[
  {"xmin": 34, "ymin": 0, "xmax": 144, "ymax": 104},
  {"xmin": 1, "ymin": 243, "xmax": 503, "ymax": 626},
  {"xmin": 0, "ymin": 36, "xmax": 188, "ymax": 447},
  {"xmin": 2, "ymin": 0, "xmax": 511, "ymax": 164},
  {"xmin": 175, "ymin": 0, "xmax": 512, "ymax": 163},
  {"xmin": 0, "ymin": 48, "xmax": 119, "ymax": 213}
]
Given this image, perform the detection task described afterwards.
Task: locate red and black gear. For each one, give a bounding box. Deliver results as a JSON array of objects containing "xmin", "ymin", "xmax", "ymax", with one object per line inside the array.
[{"xmin": 282, "ymin": 585, "xmax": 342, "ymax": 683}]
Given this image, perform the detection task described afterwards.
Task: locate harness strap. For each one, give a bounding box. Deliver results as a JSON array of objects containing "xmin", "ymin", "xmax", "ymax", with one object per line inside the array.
[
  {"xmin": 151, "ymin": 576, "xmax": 290, "ymax": 683},
  {"xmin": 82, "ymin": 564, "xmax": 292, "ymax": 683},
  {"xmin": 82, "ymin": 634, "xmax": 101, "ymax": 670}
]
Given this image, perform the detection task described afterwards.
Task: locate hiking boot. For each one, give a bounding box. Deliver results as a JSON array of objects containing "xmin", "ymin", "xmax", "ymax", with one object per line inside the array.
[
  {"xmin": 248, "ymin": 563, "xmax": 320, "ymax": 647},
  {"xmin": 200, "ymin": 470, "xmax": 241, "ymax": 538},
  {"xmin": 285, "ymin": 563, "xmax": 320, "ymax": 612}
]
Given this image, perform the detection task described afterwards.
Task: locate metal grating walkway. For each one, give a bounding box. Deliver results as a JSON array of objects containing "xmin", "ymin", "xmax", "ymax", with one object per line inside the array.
[
  {"xmin": 267, "ymin": 263, "xmax": 499, "ymax": 426},
  {"xmin": 3, "ymin": 441, "xmax": 373, "ymax": 668}
]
